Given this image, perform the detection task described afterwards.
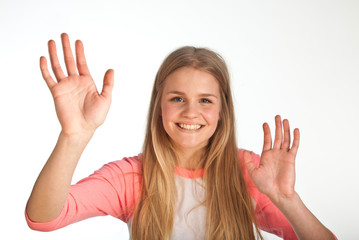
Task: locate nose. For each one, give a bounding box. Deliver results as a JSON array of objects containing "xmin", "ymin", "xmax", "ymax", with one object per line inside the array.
[{"xmin": 182, "ymin": 101, "xmax": 199, "ymax": 118}]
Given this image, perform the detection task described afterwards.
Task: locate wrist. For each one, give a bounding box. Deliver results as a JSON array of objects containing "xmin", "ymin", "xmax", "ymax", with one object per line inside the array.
[
  {"xmin": 270, "ymin": 191, "xmax": 302, "ymax": 213},
  {"xmin": 58, "ymin": 130, "xmax": 94, "ymax": 148},
  {"xmin": 60, "ymin": 129, "xmax": 95, "ymax": 140}
]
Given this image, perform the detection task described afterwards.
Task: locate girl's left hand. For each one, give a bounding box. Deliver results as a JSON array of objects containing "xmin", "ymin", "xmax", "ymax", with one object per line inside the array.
[{"xmin": 244, "ymin": 115, "xmax": 300, "ymax": 205}]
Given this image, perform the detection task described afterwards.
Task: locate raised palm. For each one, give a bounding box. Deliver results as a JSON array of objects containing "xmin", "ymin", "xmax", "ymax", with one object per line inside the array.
[
  {"xmin": 40, "ymin": 33, "xmax": 114, "ymax": 135},
  {"xmin": 244, "ymin": 115, "xmax": 300, "ymax": 204}
]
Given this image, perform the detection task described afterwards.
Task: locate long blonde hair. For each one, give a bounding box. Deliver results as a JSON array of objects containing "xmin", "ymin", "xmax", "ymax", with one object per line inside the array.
[{"xmin": 131, "ymin": 46, "xmax": 262, "ymax": 239}]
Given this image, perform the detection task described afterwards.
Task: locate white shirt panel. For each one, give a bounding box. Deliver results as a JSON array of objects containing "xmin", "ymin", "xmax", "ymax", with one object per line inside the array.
[{"xmin": 127, "ymin": 175, "xmax": 206, "ymax": 240}]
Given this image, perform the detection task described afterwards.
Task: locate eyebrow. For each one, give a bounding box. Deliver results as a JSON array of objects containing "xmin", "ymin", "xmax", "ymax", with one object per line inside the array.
[{"xmin": 166, "ymin": 91, "xmax": 218, "ymax": 98}]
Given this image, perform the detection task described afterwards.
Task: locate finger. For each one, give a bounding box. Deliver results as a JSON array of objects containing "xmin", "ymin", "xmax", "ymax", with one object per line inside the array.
[
  {"xmin": 282, "ymin": 119, "xmax": 291, "ymax": 150},
  {"xmin": 100, "ymin": 69, "xmax": 114, "ymax": 99},
  {"xmin": 273, "ymin": 115, "xmax": 283, "ymax": 149},
  {"xmin": 48, "ymin": 40, "xmax": 66, "ymax": 81},
  {"xmin": 40, "ymin": 56, "xmax": 56, "ymax": 89},
  {"xmin": 61, "ymin": 33, "xmax": 77, "ymax": 76},
  {"xmin": 75, "ymin": 40, "xmax": 90, "ymax": 76},
  {"xmin": 290, "ymin": 128, "xmax": 300, "ymax": 155},
  {"xmin": 262, "ymin": 122, "xmax": 272, "ymax": 152},
  {"xmin": 243, "ymin": 150, "xmax": 256, "ymax": 176}
]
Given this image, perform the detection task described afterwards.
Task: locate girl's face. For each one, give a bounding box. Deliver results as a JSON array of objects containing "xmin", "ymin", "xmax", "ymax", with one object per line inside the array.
[{"xmin": 161, "ymin": 67, "xmax": 221, "ymax": 154}]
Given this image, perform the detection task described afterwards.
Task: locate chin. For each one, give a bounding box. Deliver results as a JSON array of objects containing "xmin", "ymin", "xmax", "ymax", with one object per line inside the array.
[{"xmin": 174, "ymin": 140, "xmax": 208, "ymax": 152}]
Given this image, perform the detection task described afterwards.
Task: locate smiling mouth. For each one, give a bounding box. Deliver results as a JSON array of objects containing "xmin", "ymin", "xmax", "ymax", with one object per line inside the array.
[{"xmin": 176, "ymin": 123, "xmax": 203, "ymax": 130}]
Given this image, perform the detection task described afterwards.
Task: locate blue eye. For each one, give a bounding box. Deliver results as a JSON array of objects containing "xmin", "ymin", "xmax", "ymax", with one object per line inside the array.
[
  {"xmin": 200, "ymin": 98, "xmax": 212, "ymax": 103},
  {"xmin": 171, "ymin": 97, "xmax": 183, "ymax": 102}
]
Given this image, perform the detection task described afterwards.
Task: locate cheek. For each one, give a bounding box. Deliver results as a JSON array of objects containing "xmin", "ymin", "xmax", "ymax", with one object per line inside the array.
[
  {"xmin": 203, "ymin": 107, "xmax": 221, "ymax": 125},
  {"xmin": 161, "ymin": 103, "xmax": 175, "ymax": 121},
  {"xmin": 161, "ymin": 103, "xmax": 180, "ymax": 134}
]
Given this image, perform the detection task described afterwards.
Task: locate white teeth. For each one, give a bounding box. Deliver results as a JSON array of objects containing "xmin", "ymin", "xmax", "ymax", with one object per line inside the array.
[{"xmin": 179, "ymin": 123, "xmax": 201, "ymax": 130}]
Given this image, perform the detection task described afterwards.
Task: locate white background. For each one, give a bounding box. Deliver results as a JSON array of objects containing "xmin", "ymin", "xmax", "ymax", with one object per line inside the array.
[{"xmin": 1, "ymin": 0, "xmax": 358, "ymax": 239}]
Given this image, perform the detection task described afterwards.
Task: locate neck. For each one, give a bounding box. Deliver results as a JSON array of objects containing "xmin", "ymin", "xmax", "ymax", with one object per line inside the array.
[{"xmin": 175, "ymin": 147, "xmax": 205, "ymax": 170}]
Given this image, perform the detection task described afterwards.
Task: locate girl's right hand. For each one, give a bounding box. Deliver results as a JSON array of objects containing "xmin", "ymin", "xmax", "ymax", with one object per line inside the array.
[{"xmin": 40, "ymin": 33, "xmax": 114, "ymax": 136}]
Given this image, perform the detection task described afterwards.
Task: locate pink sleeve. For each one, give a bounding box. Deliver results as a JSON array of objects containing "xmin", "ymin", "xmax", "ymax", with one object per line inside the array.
[
  {"xmin": 238, "ymin": 149, "xmax": 337, "ymax": 240},
  {"xmin": 25, "ymin": 156, "xmax": 142, "ymax": 232}
]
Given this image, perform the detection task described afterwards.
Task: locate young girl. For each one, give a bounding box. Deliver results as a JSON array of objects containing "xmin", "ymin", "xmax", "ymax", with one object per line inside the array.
[{"xmin": 26, "ymin": 33, "xmax": 336, "ymax": 240}]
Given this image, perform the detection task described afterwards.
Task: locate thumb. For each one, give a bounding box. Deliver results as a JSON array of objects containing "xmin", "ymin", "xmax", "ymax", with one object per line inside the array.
[
  {"xmin": 100, "ymin": 69, "xmax": 114, "ymax": 99},
  {"xmin": 243, "ymin": 150, "xmax": 256, "ymax": 175}
]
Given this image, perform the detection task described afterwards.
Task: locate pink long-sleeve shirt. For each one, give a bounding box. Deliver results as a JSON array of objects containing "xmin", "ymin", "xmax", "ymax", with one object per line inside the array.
[{"xmin": 25, "ymin": 149, "xmax": 333, "ymax": 239}]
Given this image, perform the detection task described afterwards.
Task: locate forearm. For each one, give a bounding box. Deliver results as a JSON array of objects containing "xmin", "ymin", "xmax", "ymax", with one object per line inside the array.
[
  {"xmin": 26, "ymin": 131, "xmax": 93, "ymax": 222},
  {"xmin": 273, "ymin": 192, "xmax": 335, "ymax": 240}
]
